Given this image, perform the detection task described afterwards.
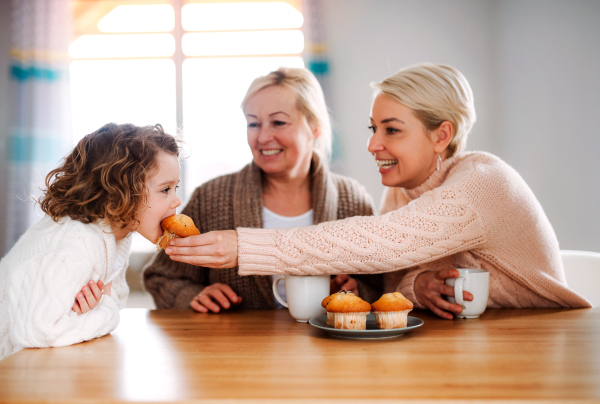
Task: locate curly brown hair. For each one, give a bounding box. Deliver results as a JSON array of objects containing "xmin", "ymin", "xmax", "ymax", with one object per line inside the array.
[{"xmin": 39, "ymin": 123, "xmax": 180, "ymax": 228}]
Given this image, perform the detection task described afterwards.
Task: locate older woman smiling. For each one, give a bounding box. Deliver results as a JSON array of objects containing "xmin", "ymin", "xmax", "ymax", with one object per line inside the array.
[
  {"xmin": 143, "ymin": 67, "xmax": 380, "ymax": 312},
  {"xmin": 165, "ymin": 63, "xmax": 591, "ymax": 319}
]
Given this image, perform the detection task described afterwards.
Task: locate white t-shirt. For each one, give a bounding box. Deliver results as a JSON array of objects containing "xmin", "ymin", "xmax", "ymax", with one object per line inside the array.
[{"xmin": 263, "ymin": 207, "xmax": 313, "ymax": 308}]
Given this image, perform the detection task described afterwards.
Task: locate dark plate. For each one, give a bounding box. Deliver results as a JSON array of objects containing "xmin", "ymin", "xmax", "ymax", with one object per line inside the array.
[{"xmin": 308, "ymin": 313, "xmax": 424, "ymax": 339}]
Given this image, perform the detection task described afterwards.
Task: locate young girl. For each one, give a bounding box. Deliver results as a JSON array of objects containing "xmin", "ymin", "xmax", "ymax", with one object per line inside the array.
[{"xmin": 0, "ymin": 123, "xmax": 182, "ymax": 360}]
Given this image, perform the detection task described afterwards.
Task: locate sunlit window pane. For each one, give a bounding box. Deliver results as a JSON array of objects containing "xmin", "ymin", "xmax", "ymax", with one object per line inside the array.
[
  {"xmin": 69, "ymin": 34, "xmax": 175, "ymax": 58},
  {"xmin": 182, "ymin": 57, "xmax": 304, "ymax": 197},
  {"xmin": 182, "ymin": 2, "xmax": 303, "ymax": 31},
  {"xmin": 71, "ymin": 59, "xmax": 177, "ymax": 253},
  {"xmin": 183, "ymin": 30, "xmax": 303, "ymax": 57},
  {"xmin": 98, "ymin": 5, "xmax": 175, "ymax": 33},
  {"xmin": 70, "ymin": 60, "xmax": 176, "ymax": 142}
]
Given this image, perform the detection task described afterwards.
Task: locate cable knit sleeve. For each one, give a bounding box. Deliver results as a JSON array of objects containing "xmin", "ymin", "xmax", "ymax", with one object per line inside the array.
[
  {"xmin": 8, "ymin": 244, "xmax": 120, "ymax": 349},
  {"xmin": 378, "ymin": 186, "xmax": 432, "ymax": 307},
  {"xmin": 238, "ymin": 185, "xmax": 487, "ymax": 276}
]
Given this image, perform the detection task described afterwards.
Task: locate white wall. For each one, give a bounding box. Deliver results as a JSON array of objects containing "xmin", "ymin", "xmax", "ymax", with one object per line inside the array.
[
  {"xmin": 325, "ymin": 0, "xmax": 498, "ymax": 207},
  {"xmin": 0, "ymin": 0, "xmax": 11, "ymax": 257},
  {"xmin": 492, "ymin": 0, "xmax": 600, "ymax": 252},
  {"xmin": 324, "ymin": 0, "xmax": 600, "ymax": 252}
]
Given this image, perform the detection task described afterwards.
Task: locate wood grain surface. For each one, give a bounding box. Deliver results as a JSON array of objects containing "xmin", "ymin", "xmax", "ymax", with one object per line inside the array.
[{"xmin": 1, "ymin": 308, "xmax": 599, "ymax": 403}]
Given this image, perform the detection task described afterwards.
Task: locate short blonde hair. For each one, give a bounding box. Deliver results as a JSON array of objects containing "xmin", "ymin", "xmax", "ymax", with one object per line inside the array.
[
  {"xmin": 241, "ymin": 67, "xmax": 332, "ymax": 160},
  {"xmin": 371, "ymin": 63, "xmax": 476, "ymax": 157}
]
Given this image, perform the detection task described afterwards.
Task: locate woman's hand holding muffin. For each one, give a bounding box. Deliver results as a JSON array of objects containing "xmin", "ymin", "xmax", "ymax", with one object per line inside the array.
[
  {"xmin": 414, "ymin": 269, "xmax": 473, "ymax": 320},
  {"xmin": 165, "ymin": 230, "xmax": 238, "ymax": 268},
  {"xmin": 191, "ymin": 283, "xmax": 242, "ymax": 313}
]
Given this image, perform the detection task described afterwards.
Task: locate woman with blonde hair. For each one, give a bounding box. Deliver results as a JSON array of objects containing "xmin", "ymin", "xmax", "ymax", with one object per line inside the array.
[
  {"xmin": 165, "ymin": 63, "xmax": 591, "ymax": 318},
  {"xmin": 143, "ymin": 67, "xmax": 379, "ymax": 312}
]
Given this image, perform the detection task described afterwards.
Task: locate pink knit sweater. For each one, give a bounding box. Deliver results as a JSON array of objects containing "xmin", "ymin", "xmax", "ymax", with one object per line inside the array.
[{"xmin": 237, "ymin": 152, "xmax": 591, "ymax": 309}]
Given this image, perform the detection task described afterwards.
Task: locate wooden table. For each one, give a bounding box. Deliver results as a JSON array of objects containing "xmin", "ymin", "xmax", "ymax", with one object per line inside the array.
[{"xmin": 1, "ymin": 308, "xmax": 599, "ymax": 403}]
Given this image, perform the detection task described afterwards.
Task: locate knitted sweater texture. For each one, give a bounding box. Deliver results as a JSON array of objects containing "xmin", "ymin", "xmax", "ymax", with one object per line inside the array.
[
  {"xmin": 237, "ymin": 152, "xmax": 591, "ymax": 309},
  {"xmin": 0, "ymin": 216, "xmax": 131, "ymax": 360},
  {"xmin": 143, "ymin": 153, "xmax": 379, "ymax": 309}
]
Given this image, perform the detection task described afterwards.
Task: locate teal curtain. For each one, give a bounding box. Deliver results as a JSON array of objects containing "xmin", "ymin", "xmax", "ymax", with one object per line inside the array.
[
  {"xmin": 5, "ymin": 0, "xmax": 73, "ymax": 250},
  {"xmin": 302, "ymin": 0, "xmax": 340, "ymax": 163}
]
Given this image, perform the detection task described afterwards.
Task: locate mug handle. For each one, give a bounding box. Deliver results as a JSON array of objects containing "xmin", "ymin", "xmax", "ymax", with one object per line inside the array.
[
  {"xmin": 454, "ymin": 276, "xmax": 466, "ymax": 308},
  {"xmin": 272, "ymin": 276, "xmax": 288, "ymax": 308}
]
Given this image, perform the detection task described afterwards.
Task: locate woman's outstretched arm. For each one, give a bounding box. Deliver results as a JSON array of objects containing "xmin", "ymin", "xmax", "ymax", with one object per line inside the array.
[{"xmin": 167, "ymin": 185, "xmax": 486, "ymax": 277}]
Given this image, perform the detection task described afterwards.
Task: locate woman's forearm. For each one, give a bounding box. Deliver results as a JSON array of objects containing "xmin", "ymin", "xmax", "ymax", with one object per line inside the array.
[{"xmin": 238, "ymin": 186, "xmax": 485, "ymax": 276}]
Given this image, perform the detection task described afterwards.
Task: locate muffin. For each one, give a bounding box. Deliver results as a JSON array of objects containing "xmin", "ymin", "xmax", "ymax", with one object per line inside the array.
[
  {"xmin": 321, "ymin": 292, "xmax": 337, "ymax": 326},
  {"xmin": 371, "ymin": 292, "xmax": 414, "ymax": 329},
  {"xmin": 322, "ymin": 290, "xmax": 371, "ymax": 330},
  {"xmin": 321, "ymin": 290, "xmax": 353, "ymax": 326},
  {"xmin": 156, "ymin": 214, "xmax": 200, "ymax": 250}
]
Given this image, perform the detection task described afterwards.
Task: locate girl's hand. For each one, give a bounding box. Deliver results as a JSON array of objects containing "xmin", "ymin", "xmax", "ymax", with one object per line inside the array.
[
  {"xmin": 72, "ymin": 280, "xmax": 112, "ymax": 315},
  {"xmin": 330, "ymin": 274, "xmax": 359, "ymax": 296},
  {"xmin": 165, "ymin": 230, "xmax": 238, "ymax": 269},
  {"xmin": 101, "ymin": 281, "xmax": 112, "ymax": 297},
  {"xmin": 414, "ymin": 269, "xmax": 473, "ymax": 320},
  {"xmin": 190, "ymin": 283, "xmax": 242, "ymax": 313}
]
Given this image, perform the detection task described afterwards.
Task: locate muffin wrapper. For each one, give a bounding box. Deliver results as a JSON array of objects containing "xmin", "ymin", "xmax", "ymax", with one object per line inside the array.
[
  {"xmin": 372, "ymin": 309, "xmax": 411, "ymax": 329},
  {"xmin": 326, "ymin": 312, "xmax": 335, "ymax": 327},
  {"xmin": 329, "ymin": 312, "xmax": 370, "ymax": 330}
]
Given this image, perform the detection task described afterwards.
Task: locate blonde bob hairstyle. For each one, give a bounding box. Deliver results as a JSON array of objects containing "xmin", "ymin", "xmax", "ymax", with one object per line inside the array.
[
  {"xmin": 241, "ymin": 67, "xmax": 332, "ymax": 161},
  {"xmin": 371, "ymin": 63, "xmax": 476, "ymax": 157}
]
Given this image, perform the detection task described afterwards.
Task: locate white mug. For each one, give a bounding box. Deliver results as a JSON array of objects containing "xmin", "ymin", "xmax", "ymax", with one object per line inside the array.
[
  {"xmin": 445, "ymin": 268, "xmax": 490, "ymax": 318},
  {"xmin": 272, "ymin": 275, "xmax": 330, "ymax": 323}
]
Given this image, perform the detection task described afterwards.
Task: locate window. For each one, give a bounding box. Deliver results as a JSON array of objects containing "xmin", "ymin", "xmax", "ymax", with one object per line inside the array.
[{"xmin": 70, "ymin": 1, "xmax": 305, "ymax": 252}]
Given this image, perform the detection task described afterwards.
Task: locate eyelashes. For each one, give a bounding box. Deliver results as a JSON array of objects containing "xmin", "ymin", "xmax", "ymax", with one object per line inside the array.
[
  {"xmin": 247, "ymin": 120, "xmax": 288, "ymax": 129},
  {"xmin": 367, "ymin": 125, "xmax": 400, "ymax": 135},
  {"xmin": 162, "ymin": 185, "xmax": 180, "ymax": 194}
]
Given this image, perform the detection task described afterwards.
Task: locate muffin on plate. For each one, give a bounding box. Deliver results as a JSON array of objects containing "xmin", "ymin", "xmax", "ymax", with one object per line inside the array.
[
  {"xmin": 321, "ymin": 290, "xmax": 353, "ymax": 326},
  {"xmin": 321, "ymin": 292, "xmax": 336, "ymax": 326},
  {"xmin": 322, "ymin": 290, "xmax": 371, "ymax": 330},
  {"xmin": 371, "ymin": 292, "xmax": 414, "ymax": 329}
]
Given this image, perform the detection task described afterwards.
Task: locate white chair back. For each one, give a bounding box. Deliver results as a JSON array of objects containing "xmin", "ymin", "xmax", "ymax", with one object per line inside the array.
[{"xmin": 561, "ymin": 250, "xmax": 600, "ymax": 307}]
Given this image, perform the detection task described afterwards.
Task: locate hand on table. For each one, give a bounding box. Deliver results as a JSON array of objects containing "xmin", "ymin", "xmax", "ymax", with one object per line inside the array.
[
  {"xmin": 414, "ymin": 269, "xmax": 473, "ymax": 320},
  {"xmin": 72, "ymin": 280, "xmax": 112, "ymax": 315},
  {"xmin": 329, "ymin": 274, "xmax": 359, "ymax": 296},
  {"xmin": 166, "ymin": 230, "xmax": 238, "ymax": 269},
  {"xmin": 191, "ymin": 283, "xmax": 242, "ymax": 313}
]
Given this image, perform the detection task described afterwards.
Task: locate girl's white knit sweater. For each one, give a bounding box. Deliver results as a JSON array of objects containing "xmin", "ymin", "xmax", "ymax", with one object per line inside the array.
[{"xmin": 0, "ymin": 216, "xmax": 131, "ymax": 360}]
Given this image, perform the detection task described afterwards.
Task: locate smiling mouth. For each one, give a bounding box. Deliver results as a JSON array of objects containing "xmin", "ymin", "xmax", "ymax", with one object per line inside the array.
[
  {"xmin": 376, "ymin": 159, "xmax": 398, "ymax": 170},
  {"xmin": 261, "ymin": 149, "xmax": 283, "ymax": 156}
]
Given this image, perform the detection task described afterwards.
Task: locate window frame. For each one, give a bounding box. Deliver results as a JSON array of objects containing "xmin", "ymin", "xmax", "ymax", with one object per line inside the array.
[{"xmin": 70, "ymin": 0, "xmax": 304, "ymax": 199}]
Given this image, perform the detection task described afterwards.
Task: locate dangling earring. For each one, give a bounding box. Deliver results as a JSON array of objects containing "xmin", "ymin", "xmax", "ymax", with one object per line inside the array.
[{"xmin": 436, "ymin": 154, "xmax": 442, "ymax": 171}]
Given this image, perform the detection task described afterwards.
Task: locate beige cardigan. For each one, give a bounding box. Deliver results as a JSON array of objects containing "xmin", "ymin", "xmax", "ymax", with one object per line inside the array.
[
  {"xmin": 143, "ymin": 153, "xmax": 379, "ymax": 309},
  {"xmin": 237, "ymin": 152, "xmax": 591, "ymax": 309}
]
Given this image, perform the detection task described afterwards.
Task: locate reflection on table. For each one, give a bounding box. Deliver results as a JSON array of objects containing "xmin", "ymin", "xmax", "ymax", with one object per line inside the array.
[{"xmin": 1, "ymin": 308, "xmax": 599, "ymax": 403}]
